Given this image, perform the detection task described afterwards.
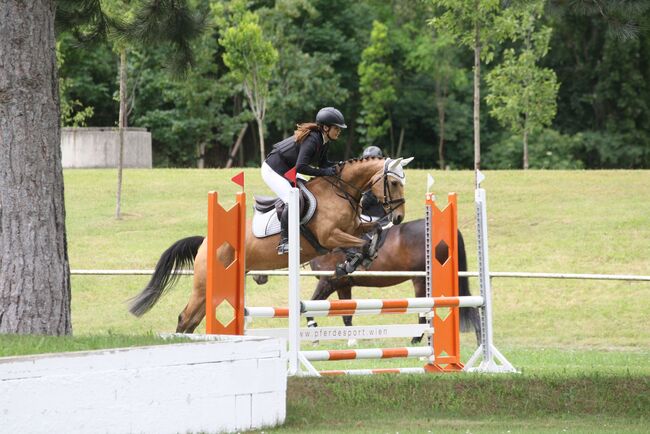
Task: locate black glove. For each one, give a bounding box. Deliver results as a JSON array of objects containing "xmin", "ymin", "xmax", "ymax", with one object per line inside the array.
[{"xmin": 322, "ymin": 166, "xmax": 337, "ymax": 177}]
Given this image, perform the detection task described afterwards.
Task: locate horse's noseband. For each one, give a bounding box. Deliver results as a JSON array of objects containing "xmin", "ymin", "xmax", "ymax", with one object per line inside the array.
[{"xmin": 362, "ymin": 167, "xmax": 405, "ymax": 217}]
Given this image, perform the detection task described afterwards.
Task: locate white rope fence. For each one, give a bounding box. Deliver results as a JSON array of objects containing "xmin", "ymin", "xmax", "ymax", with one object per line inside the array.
[{"xmin": 69, "ymin": 269, "xmax": 650, "ymax": 281}]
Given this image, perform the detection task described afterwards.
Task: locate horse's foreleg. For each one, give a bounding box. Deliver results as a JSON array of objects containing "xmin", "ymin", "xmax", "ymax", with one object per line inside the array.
[
  {"xmin": 335, "ymin": 284, "xmax": 357, "ymax": 346},
  {"xmin": 322, "ymin": 228, "xmax": 367, "ymax": 250},
  {"xmin": 336, "ymin": 285, "xmax": 353, "ymax": 327}
]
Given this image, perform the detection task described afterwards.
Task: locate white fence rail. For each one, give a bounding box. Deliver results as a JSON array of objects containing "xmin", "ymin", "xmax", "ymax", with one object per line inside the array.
[{"xmin": 70, "ymin": 269, "xmax": 650, "ymax": 282}]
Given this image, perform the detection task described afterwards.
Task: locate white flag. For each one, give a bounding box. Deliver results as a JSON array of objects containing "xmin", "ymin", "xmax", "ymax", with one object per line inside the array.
[
  {"xmin": 427, "ymin": 174, "xmax": 434, "ymax": 193},
  {"xmin": 476, "ymin": 170, "xmax": 485, "ymax": 186}
]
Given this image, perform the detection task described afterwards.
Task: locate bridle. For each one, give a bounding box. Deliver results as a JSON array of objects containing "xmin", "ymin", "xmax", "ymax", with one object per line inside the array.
[
  {"xmin": 324, "ymin": 159, "xmax": 405, "ymax": 219},
  {"xmin": 363, "ymin": 160, "xmax": 406, "ymax": 216}
]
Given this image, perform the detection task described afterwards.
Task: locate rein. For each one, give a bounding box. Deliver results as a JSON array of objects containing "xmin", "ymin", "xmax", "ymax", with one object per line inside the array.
[{"xmin": 322, "ymin": 160, "xmax": 405, "ymax": 218}]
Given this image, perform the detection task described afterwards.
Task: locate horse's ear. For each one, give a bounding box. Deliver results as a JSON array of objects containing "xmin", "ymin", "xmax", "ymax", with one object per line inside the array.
[
  {"xmin": 388, "ymin": 158, "xmax": 403, "ymax": 171},
  {"xmin": 400, "ymin": 157, "xmax": 414, "ymax": 167}
]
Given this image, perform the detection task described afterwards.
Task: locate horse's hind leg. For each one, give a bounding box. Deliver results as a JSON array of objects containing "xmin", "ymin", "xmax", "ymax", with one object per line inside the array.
[
  {"xmin": 176, "ymin": 245, "xmax": 208, "ymax": 333},
  {"xmin": 411, "ymin": 277, "xmax": 426, "ymax": 344},
  {"xmin": 176, "ymin": 279, "xmax": 206, "ymax": 333}
]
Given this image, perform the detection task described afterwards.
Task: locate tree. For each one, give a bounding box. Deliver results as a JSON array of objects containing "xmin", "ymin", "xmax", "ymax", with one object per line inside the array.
[
  {"xmin": 0, "ymin": 1, "xmax": 71, "ymax": 335},
  {"xmin": 407, "ymin": 28, "xmax": 466, "ymax": 168},
  {"xmin": 110, "ymin": 0, "xmax": 203, "ymax": 217},
  {"xmin": 430, "ymin": 0, "xmax": 503, "ymax": 174},
  {"xmin": 259, "ymin": 1, "xmax": 347, "ymax": 138},
  {"xmin": 358, "ymin": 21, "xmax": 397, "ymax": 147},
  {"xmin": 486, "ymin": 2, "xmax": 559, "ymax": 169},
  {"xmin": 218, "ymin": 2, "xmax": 278, "ymax": 164}
]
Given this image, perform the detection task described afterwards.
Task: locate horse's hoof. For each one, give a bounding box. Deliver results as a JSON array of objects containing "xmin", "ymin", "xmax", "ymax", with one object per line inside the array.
[
  {"xmin": 410, "ymin": 336, "xmax": 422, "ymax": 345},
  {"xmin": 347, "ymin": 339, "xmax": 358, "ymax": 347}
]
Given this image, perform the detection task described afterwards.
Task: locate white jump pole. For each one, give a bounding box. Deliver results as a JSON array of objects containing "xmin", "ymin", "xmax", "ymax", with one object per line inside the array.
[
  {"xmin": 464, "ymin": 170, "xmax": 517, "ymax": 373},
  {"xmin": 287, "ymin": 187, "xmax": 320, "ymax": 377},
  {"xmin": 287, "ymin": 188, "xmax": 301, "ymax": 376}
]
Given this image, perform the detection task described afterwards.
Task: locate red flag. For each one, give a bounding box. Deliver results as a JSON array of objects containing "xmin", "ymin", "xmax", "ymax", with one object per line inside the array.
[
  {"xmin": 283, "ymin": 167, "xmax": 297, "ymax": 186},
  {"xmin": 231, "ymin": 171, "xmax": 244, "ymax": 189}
]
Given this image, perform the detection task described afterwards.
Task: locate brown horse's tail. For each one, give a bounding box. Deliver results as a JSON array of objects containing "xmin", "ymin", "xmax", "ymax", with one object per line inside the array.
[
  {"xmin": 458, "ymin": 230, "xmax": 482, "ymax": 340},
  {"xmin": 128, "ymin": 236, "xmax": 204, "ymax": 317}
]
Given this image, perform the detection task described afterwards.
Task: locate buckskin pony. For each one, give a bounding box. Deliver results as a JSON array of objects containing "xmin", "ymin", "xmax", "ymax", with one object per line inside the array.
[{"xmin": 128, "ymin": 156, "xmax": 413, "ymax": 333}]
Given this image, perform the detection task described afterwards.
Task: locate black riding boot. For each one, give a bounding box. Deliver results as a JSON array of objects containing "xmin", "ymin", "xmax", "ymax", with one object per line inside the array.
[{"xmin": 277, "ymin": 205, "xmax": 289, "ymax": 255}]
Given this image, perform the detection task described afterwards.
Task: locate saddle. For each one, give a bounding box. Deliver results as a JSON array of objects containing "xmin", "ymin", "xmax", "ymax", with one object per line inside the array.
[{"xmin": 251, "ymin": 179, "xmax": 317, "ymax": 238}]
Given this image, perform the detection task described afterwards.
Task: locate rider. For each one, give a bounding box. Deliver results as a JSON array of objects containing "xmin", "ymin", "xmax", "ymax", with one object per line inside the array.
[{"xmin": 262, "ymin": 107, "xmax": 347, "ymax": 254}]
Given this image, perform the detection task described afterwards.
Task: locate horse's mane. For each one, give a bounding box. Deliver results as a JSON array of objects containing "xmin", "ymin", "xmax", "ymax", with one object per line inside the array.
[
  {"xmin": 305, "ymin": 156, "xmax": 386, "ymax": 186},
  {"xmin": 336, "ymin": 156, "xmax": 386, "ymax": 167}
]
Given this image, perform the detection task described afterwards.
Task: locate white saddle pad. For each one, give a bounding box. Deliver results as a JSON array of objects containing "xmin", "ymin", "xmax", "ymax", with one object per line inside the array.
[{"xmin": 252, "ymin": 182, "xmax": 317, "ymax": 238}]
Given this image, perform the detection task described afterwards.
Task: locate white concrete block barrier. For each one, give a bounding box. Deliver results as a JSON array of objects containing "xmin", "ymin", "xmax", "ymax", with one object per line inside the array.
[{"xmin": 0, "ymin": 335, "xmax": 287, "ymax": 434}]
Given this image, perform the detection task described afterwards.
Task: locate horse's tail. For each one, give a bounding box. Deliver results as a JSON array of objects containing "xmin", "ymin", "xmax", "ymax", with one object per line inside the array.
[
  {"xmin": 128, "ymin": 236, "xmax": 205, "ymax": 317},
  {"xmin": 458, "ymin": 230, "xmax": 481, "ymax": 339}
]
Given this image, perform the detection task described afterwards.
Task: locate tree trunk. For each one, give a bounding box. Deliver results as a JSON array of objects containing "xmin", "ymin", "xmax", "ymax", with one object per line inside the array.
[
  {"xmin": 389, "ymin": 114, "xmax": 395, "ymax": 156},
  {"xmin": 435, "ymin": 80, "xmax": 447, "ymax": 170},
  {"xmin": 115, "ymin": 48, "xmax": 127, "ymax": 219},
  {"xmin": 396, "ymin": 127, "xmax": 405, "ymax": 158},
  {"xmin": 0, "ymin": 0, "xmax": 72, "ymax": 335},
  {"xmin": 257, "ymin": 117, "xmax": 265, "ymax": 164},
  {"xmin": 226, "ymin": 124, "xmax": 248, "ymax": 168},
  {"xmin": 197, "ymin": 142, "xmax": 206, "ymax": 168},
  {"xmin": 523, "ymin": 113, "xmax": 529, "ymax": 170},
  {"xmin": 473, "ymin": 16, "xmax": 481, "ymax": 175}
]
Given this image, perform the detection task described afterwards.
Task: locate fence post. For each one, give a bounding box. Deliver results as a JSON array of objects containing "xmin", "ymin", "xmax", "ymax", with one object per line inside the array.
[
  {"xmin": 206, "ymin": 191, "xmax": 246, "ymax": 335},
  {"xmin": 424, "ymin": 192, "xmax": 464, "ymax": 372}
]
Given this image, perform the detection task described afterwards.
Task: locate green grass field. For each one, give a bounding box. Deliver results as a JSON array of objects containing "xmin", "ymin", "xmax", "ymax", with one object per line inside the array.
[{"xmin": 2, "ymin": 168, "xmax": 649, "ymax": 432}]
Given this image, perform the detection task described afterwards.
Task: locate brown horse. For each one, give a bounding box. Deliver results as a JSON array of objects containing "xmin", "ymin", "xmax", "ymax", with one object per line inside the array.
[
  {"xmin": 304, "ymin": 219, "xmax": 481, "ymax": 344},
  {"xmin": 128, "ymin": 157, "xmax": 414, "ymax": 333}
]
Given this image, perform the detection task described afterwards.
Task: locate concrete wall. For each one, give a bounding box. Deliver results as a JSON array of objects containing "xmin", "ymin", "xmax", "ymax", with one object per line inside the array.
[
  {"xmin": 0, "ymin": 335, "xmax": 287, "ymax": 434},
  {"xmin": 61, "ymin": 127, "xmax": 152, "ymax": 168}
]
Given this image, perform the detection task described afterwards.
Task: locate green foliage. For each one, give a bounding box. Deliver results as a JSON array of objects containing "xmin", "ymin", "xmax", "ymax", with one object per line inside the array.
[
  {"xmin": 259, "ymin": 1, "xmax": 348, "ymax": 134},
  {"xmin": 218, "ymin": 1, "xmax": 278, "ymax": 161},
  {"xmin": 220, "ymin": 13, "xmax": 278, "ymax": 86},
  {"xmin": 484, "ymin": 129, "xmax": 584, "ymax": 169},
  {"xmin": 358, "ymin": 21, "xmax": 397, "ymax": 146},
  {"xmin": 485, "ymin": 2, "xmax": 559, "ymax": 169},
  {"xmin": 54, "ymin": 0, "xmax": 650, "ymax": 168},
  {"xmin": 130, "ymin": 33, "xmax": 248, "ymax": 167},
  {"xmin": 56, "ymin": 39, "xmax": 95, "ymax": 127},
  {"xmin": 430, "ymin": 0, "xmax": 503, "ymax": 63},
  {"xmin": 545, "ymin": 8, "xmax": 650, "ymax": 168},
  {"xmin": 486, "ymin": 49, "xmax": 558, "ymax": 138}
]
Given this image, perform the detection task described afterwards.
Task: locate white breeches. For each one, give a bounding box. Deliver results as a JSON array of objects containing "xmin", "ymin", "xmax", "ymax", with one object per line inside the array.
[{"xmin": 261, "ymin": 162, "xmax": 292, "ymax": 203}]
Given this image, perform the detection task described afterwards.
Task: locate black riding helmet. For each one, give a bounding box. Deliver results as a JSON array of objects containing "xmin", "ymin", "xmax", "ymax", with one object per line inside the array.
[{"xmin": 316, "ymin": 107, "xmax": 347, "ymax": 129}]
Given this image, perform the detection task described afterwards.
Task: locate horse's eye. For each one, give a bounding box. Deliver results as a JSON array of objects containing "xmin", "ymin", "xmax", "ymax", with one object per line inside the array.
[{"xmin": 391, "ymin": 180, "xmax": 399, "ymax": 188}]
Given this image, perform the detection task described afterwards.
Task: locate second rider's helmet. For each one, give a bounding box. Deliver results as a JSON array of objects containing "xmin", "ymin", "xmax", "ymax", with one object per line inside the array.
[{"xmin": 316, "ymin": 107, "xmax": 347, "ymax": 129}]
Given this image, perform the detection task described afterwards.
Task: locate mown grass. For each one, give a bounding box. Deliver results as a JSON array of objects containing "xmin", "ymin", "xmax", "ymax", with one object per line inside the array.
[
  {"xmin": 275, "ymin": 375, "xmax": 649, "ymax": 433},
  {"xmin": 2, "ymin": 168, "xmax": 649, "ymax": 432},
  {"xmin": 0, "ymin": 333, "xmax": 191, "ymax": 357}
]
